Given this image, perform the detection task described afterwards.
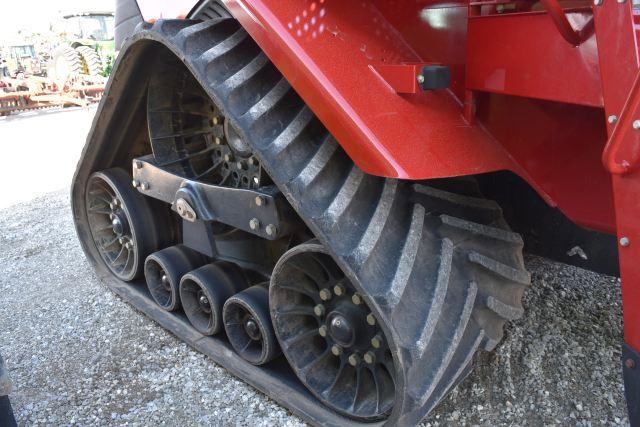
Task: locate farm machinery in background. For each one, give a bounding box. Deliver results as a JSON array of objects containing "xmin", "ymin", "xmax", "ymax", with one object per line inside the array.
[
  {"xmin": 50, "ymin": 12, "xmax": 115, "ymax": 80},
  {"xmin": 0, "ymin": 12, "xmax": 114, "ymax": 116}
]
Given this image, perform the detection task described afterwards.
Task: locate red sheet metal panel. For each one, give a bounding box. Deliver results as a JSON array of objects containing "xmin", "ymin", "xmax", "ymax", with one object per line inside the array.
[{"xmin": 467, "ymin": 10, "xmax": 603, "ymax": 107}]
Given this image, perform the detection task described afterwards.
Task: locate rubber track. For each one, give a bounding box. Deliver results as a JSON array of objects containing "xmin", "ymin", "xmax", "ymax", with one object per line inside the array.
[{"xmin": 136, "ymin": 18, "xmax": 530, "ymax": 425}]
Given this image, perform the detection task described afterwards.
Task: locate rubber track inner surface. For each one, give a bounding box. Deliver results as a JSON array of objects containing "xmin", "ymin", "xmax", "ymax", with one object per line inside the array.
[{"xmin": 124, "ymin": 19, "xmax": 529, "ymax": 425}]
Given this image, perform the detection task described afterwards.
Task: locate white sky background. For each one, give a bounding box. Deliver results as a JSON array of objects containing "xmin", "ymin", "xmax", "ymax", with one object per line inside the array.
[{"xmin": 0, "ymin": 0, "xmax": 113, "ymax": 40}]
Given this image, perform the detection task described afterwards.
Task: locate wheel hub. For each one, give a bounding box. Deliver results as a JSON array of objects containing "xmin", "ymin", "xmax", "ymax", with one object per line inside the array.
[
  {"xmin": 197, "ymin": 291, "xmax": 211, "ymax": 313},
  {"xmin": 111, "ymin": 214, "xmax": 126, "ymax": 236},
  {"xmin": 161, "ymin": 273, "xmax": 171, "ymax": 291},
  {"xmin": 244, "ymin": 316, "xmax": 261, "ymax": 341},
  {"xmin": 326, "ymin": 309, "xmax": 360, "ymax": 348}
]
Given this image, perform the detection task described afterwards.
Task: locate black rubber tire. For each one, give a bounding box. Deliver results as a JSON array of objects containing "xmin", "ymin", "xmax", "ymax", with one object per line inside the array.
[
  {"xmin": 52, "ymin": 45, "xmax": 82, "ymax": 80},
  {"xmin": 136, "ymin": 19, "xmax": 530, "ymax": 424},
  {"xmin": 145, "ymin": 245, "xmax": 207, "ymax": 311},
  {"xmin": 223, "ymin": 284, "xmax": 281, "ymax": 365},
  {"xmin": 76, "ymin": 46, "xmax": 103, "ymax": 76},
  {"xmin": 85, "ymin": 168, "xmax": 168, "ymax": 281},
  {"xmin": 179, "ymin": 262, "xmax": 249, "ymax": 335}
]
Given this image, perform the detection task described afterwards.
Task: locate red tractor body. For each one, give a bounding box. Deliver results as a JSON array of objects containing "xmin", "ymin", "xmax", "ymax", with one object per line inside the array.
[{"xmin": 137, "ymin": 0, "xmax": 638, "ymax": 359}]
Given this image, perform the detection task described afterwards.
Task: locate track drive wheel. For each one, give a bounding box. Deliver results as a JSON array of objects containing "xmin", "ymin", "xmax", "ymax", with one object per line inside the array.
[
  {"xmin": 270, "ymin": 242, "xmax": 396, "ymax": 421},
  {"xmin": 85, "ymin": 168, "xmax": 166, "ymax": 281}
]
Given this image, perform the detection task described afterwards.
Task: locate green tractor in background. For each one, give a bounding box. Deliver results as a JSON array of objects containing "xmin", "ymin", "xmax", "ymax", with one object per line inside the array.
[{"xmin": 51, "ymin": 12, "xmax": 115, "ymax": 80}]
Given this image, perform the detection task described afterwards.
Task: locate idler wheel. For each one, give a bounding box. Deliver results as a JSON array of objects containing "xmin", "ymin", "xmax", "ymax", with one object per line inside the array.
[
  {"xmin": 144, "ymin": 245, "xmax": 206, "ymax": 311},
  {"xmin": 85, "ymin": 168, "xmax": 169, "ymax": 281},
  {"xmin": 180, "ymin": 262, "xmax": 248, "ymax": 335},
  {"xmin": 223, "ymin": 284, "xmax": 281, "ymax": 365}
]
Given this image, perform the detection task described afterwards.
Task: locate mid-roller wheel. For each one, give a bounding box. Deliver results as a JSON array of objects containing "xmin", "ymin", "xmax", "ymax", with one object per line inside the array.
[
  {"xmin": 270, "ymin": 242, "xmax": 396, "ymax": 421},
  {"xmin": 223, "ymin": 284, "xmax": 281, "ymax": 365},
  {"xmin": 144, "ymin": 245, "xmax": 206, "ymax": 311}
]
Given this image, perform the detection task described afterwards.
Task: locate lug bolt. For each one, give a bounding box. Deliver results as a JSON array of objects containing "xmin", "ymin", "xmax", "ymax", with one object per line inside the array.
[
  {"xmin": 313, "ymin": 304, "xmax": 325, "ymax": 317},
  {"xmin": 364, "ymin": 351, "xmax": 376, "ymax": 364},
  {"xmin": 371, "ymin": 334, "xmax": 383, "ymax": 349},
  {"xmin": 625, "ymin": 358, "xmax": 636, "ymax": 369},
  {"xmin": 255, "ymin": 195, "xmax": 265, "ymax": 206},
  {"xmin": 125, "ymin": 241, "xmax": 133, "ymax": 250},
  {"xmin": 318, "ymin": 325, "xmax": 328, "ymax": 337},
  {"xmin": 118, "ymin": 237, "xmax": 125, "ymax": 244},
  {"xmin": 620, "ymin": 237, "xmax": 630, "ymax": 247},
  {"xmin": 109, "ymin": 213, "xmax": 115, "ymax": 220},
  {"xmin": 140, "ymin": 182, "xmax": 150, "ymax": 191},
  {"xmin": 319, "ymin": 288, "xmax": 332, "ymax": 301},
  {"xmin": 212, "ymin": 116, "xmax": 220, "ymax": 125},
  {"xmin": 348, "ymin": 353, "xmax": 361, "ymax": 366},
  {"xmin": 333, "ymin": 283, "xmax": 346, "ymax": 296},
  {"xmin": 351, "ymin": 293, "xmax": 363, "ymax": 305},
  {"xmin": 249, "ymin": 218, "xmax": 260, "ymax": 230},
  {"xmin": 265, "ymin": 224, "xmax": 277, "ymax": 237},
  {"xmin": 224, "ymin": 153, "xmax": 234, "ymax": 162},
  {"xmin": 134, "ymin": 160, "xmax": 143, "ymax": 169},
  {"xmin": 634, "ymin": 120, "xmax": 640, "ymax": 130},
  {"xmin": 237, "ymin": 160, "xmax": 247, "ymax": 170},
  {"xmin": 132, "ymin": 179, "xmax": 140, "ymax": 188},
  {"xmin": 331, "ymin": 344, "xmax": 343, "ymax": 356},
  {"xmin": 214, "ymin": 137, "xmax": 222, "ymax": 145},
  {"xmin": 366, "ymin": 313, "xmax": 376, "ymax": 326}
]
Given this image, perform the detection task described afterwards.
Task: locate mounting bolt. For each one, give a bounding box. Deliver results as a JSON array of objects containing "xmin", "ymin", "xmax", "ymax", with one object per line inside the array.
[
  {"xmin": 620, "ymin": 236, "xmax": 630, "ymax": 247},
  {"xmin": 625, "ymin": 358, "xmax": 636, "ymax": 369},
  {"xmin": 318, "ymin": 325, "xmax": 328, "ymax": 337},
  {"xmin": 366, "ymin": 313, "xmax": 376, "ymax": 326},
  {"xmin": 118, "ymin": 237, "xmax": 125, "ymax": 244},
  {"xmin": 416, "ymin": 74, "xmax": 425, "ymax": 84},
  {"xmin": 134, "ymin": 160, "xmax": 143, "ymax": 169},
  {"xmin": 633, "ymin": 120, "xmax": 640, "ymax": 130},
  {"xmin": 331, "ymin": 344, "xmax": 343, "ymax": 356},
  {"xmin": 333, "ymin": 283, "xmax": 346, "ymax": 296},
  {"xmin": 351, "ymin": 293, "xmax": 363, "ymax": 305},
  {"xmin": 608, "ymin": 115, "xmax": 618, "ymax": 124},
  {"xmin": 371, "ymin": 334, "xmax": 383, "ymax": 349},
  {"xmin": 214, "ymin": 137, "xmax": 222, "ymax": 145},
  {"xmin": 249, "ymin": 218, "xmax": 260, "ymax": 230},
  {"xmin": 132, "ymin": 179, "xmax": 140, "ymax": 188},
  {"xmin": 212, "ymin": 116, "xmax": 220, "ymax": 125},
  {"xmin": 140, "ymin": 182, "xmax": 150, "ymax": 191},
  {"xmin": 265, "ymin": 224, "xmax": 277, "ymax": 237},
  {"xmin": 255, "ymin": 195, "xmax": 266, "ymax": 206},
  {"xmin": 313, "ymin": 304, "xmax": 326, "ymax": 317},
  {"xmin": 319, "ymin": 288, "xmax": 332, "ymax": 301},
  {"xmin": 364, "ymin": 351, "xmax": 376, "ymax": 364},
  {"xmin": 348, "ymin": 353, "xmax": 361, "ymax": 366}
]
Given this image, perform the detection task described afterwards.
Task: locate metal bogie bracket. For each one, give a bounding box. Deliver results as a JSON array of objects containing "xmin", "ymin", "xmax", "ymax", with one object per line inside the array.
[{"xmin": 132, "ymin": 156, "xmax": 289, "ymax": 240}]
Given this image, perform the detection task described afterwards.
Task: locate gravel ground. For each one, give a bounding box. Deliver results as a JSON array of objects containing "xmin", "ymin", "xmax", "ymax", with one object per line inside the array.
[{"xmin": 0, "ymin": 189, "xmax": 630, "ymax": 426}]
